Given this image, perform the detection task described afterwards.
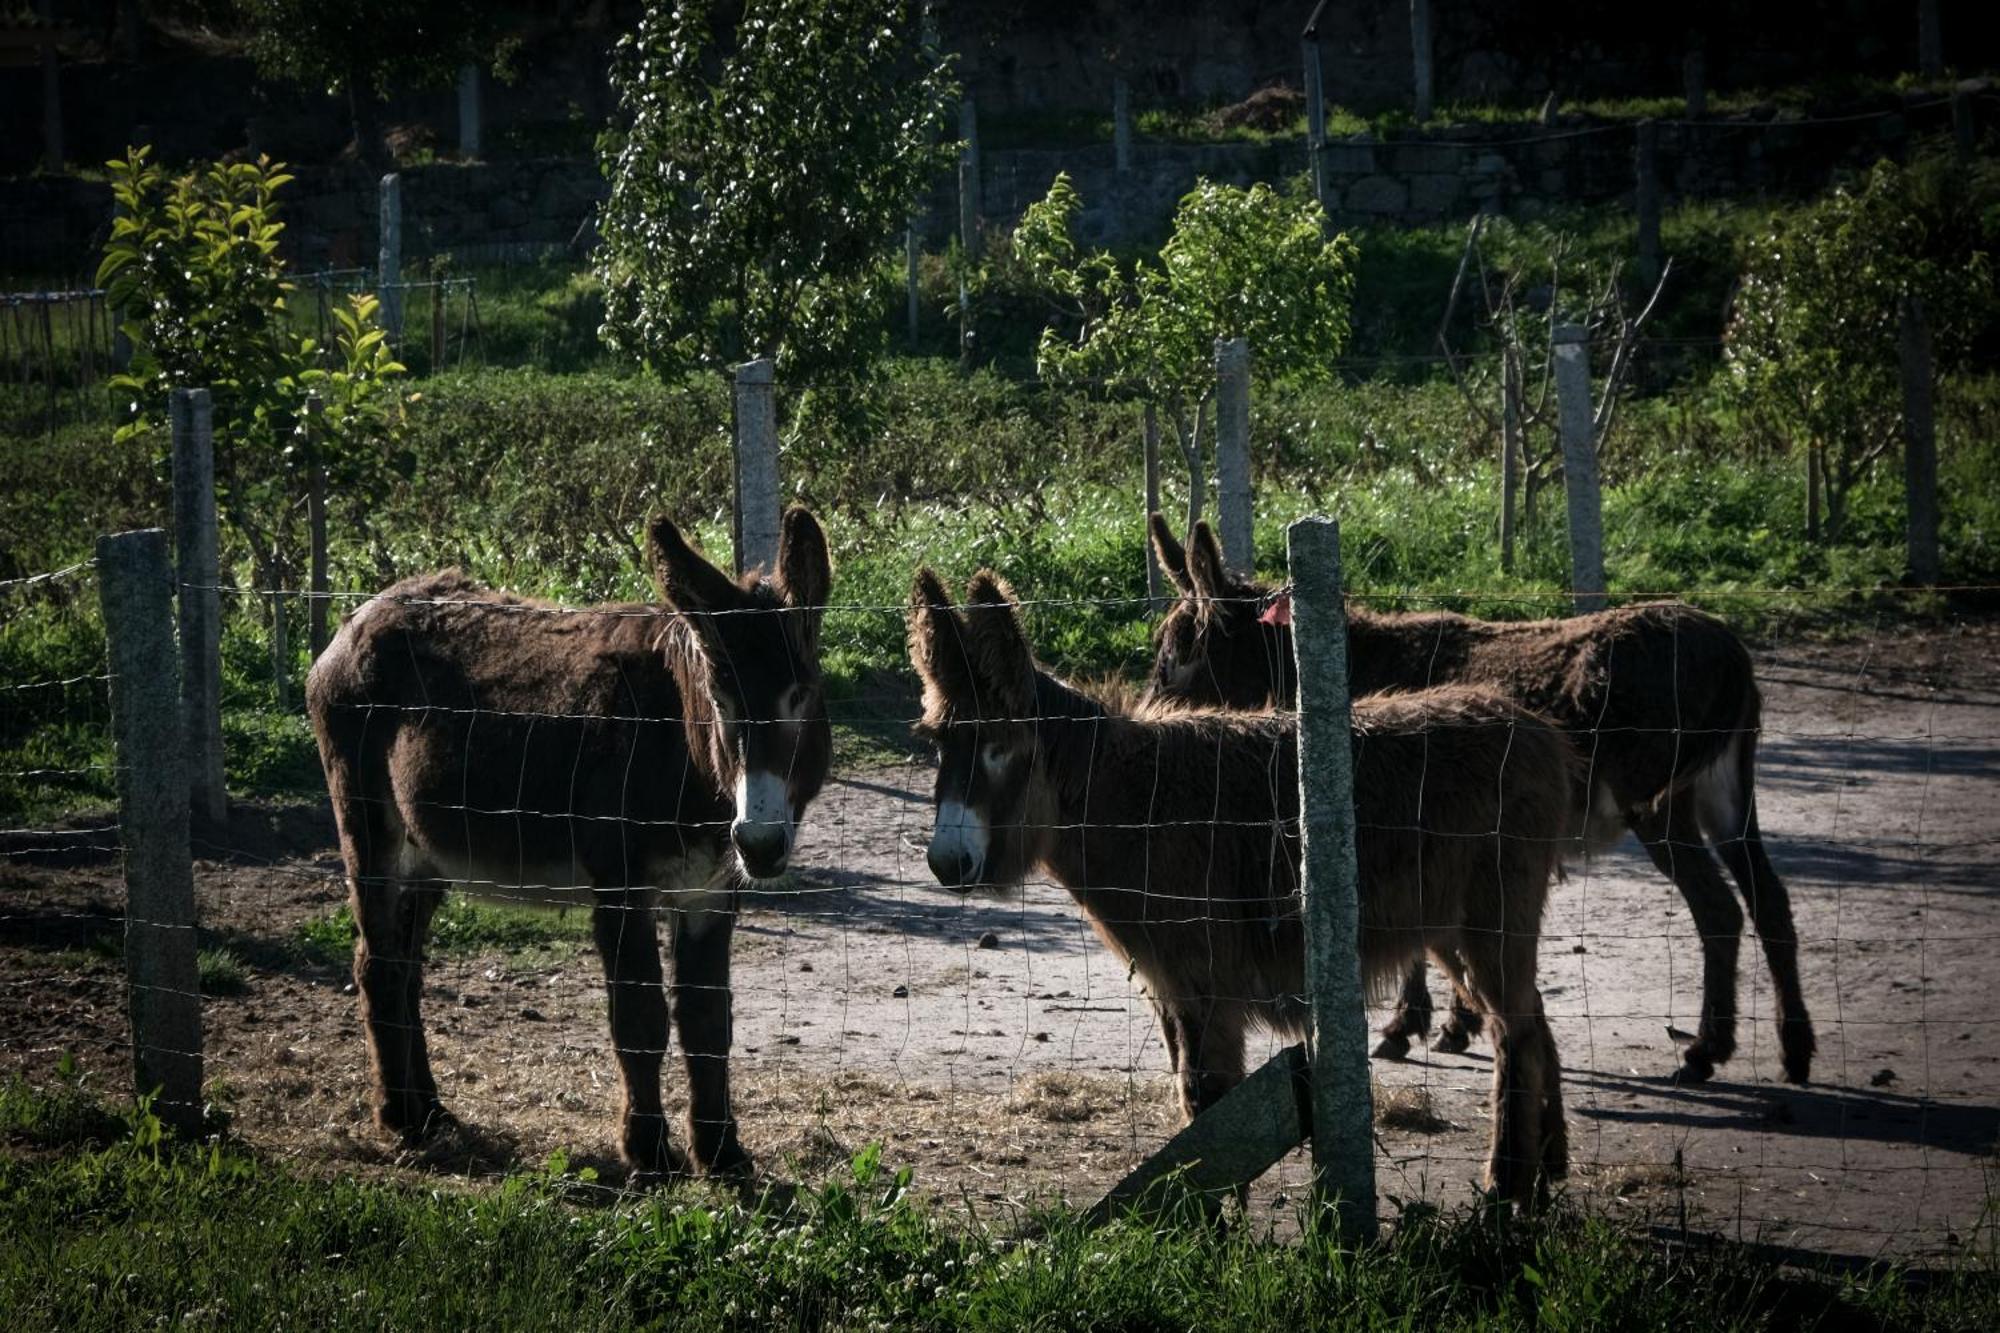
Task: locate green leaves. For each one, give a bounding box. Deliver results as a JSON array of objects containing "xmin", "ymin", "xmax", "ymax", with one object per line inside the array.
[
  {"xmin": 594, "ymin": 0, "xmax": 957, "ymax": 383},
  {"xmin": 1030, "ymin": 174, "xmax": 1358, "ymax": 412},
  {"xmin": 99, "ymin": 146, "xmax": 411, "ymax": 583},
  {"xmin": 1724, "ymin": 149, "xmax": 1998, "ymax": 539}
]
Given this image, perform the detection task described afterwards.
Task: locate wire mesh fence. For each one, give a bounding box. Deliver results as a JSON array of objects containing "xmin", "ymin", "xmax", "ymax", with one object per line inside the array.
[{"xmin": 3, "ymin": 532, "xmax": 1997, "ymax": 1256}]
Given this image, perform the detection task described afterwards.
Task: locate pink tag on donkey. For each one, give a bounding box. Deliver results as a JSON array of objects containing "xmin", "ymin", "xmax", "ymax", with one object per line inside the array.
[{"xmin": 1259, "ymin": 591, "xmax": 1292, "ymax": 626}]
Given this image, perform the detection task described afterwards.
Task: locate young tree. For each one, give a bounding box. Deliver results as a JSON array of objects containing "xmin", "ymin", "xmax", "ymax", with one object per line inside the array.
[
  {"xmin": 1020, "ymin": 173, "xmax": 1358, "ymax": 529},
  {"xmin": 594, "ymin": 0, "xmax": 957, "ymax": 385},
  {"xmin": 234, "ymin": 0, "xmax": 489, "ymax": 165},
  {"xmin": 101, "ymin": 148, "xmax": 408, "ymax": 683},
  {"xmin": 1727, "ymin": 152, "xmax": 1996, "ymax": 543}
]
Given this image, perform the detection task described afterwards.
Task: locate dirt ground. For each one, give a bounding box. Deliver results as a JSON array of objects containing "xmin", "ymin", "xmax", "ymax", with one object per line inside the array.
[{"xmin": 4, "ymin": 622, "xmax": 1998, "ymax": 1261}]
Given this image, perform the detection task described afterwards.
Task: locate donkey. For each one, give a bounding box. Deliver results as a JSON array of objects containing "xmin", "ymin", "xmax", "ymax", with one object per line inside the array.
[
  {"xmin": 306, "ymin": 507, "xmax": 833, "ymax": 1179},
  {"xmin": 1144, "ymin": 515, "xmax": 1814, "ymax": 1085},
  {"xmin": 908, "ymin": 568, "xmax": 1575, "ymax": 1203}
]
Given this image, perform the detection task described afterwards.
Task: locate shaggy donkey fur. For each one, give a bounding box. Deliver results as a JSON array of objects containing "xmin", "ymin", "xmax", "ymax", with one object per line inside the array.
[
  {"xmin": 1145, "ymin": 515, "xmax": 1814, "ymax": 1085},
  {"xmin": 307, "ymin": 508, "xmax": 833, "ymax": 1178},
  {"xmin": 909, "ymin": 568, "xmax": 1575, "ymax": 1203}
]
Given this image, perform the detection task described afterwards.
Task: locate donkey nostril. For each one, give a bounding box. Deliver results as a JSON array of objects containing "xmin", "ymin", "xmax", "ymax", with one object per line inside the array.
[{"xmin": 732, "ymin": 822, "xmax": 787, "ymax": 866}]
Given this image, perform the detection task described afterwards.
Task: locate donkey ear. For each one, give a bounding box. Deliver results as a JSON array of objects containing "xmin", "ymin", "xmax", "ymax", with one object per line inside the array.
[
  {"xmin": 962, "ymin": 570, "xmax": 1037, "ymax": 717},
  {"xmin": 647, "ymin": 515, "xmax": 740, "ymax": 617},
  {"xmin": 1148, "ymin": 511, "xmax": 1194, "ymax": 594},
  {"xmin": 907, "ymin": 568, "xmax": 975, "ymax": 705},
  {"xmin": 1185, "ymin": 521, "xmax": 1230, "ymax": 599},
  {"xmin": 775, "ymin": 506, "xmax": 832, "ymax": 648}
]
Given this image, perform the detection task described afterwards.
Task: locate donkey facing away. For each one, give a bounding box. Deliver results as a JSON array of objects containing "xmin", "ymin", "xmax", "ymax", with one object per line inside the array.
[
  {"xmin": 1144, "ymin": 515, "xmax": 1815, "ymax": 1086},
  {"xmin": 306, "ymin": 507, "xmax": 834, "ymax": 1179},
  {"xmin": 908, "ymin": 568, "xmax": 1576, "ymax": 1203}
]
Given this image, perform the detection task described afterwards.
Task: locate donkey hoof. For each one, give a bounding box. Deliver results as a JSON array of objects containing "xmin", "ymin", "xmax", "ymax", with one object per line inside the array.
[
  {"xmin": 697, "ymin": 1141, "xmax": 756, "ymax": 1182},
  {"xmin": 1672, "ymin": 1051, "xmax": 1717, "ymax": 1085},
  {"xmin": 1372, "ymin": 1033, "xmax": 1413, "ymax": 1061},
  {"xmin": 1432, "ymin": 1027, "xmax": 1472, "ymax": 1056},
  {"xmin": 379, "ymin": 1099, "xmax": 454, "ymax": 1142}
]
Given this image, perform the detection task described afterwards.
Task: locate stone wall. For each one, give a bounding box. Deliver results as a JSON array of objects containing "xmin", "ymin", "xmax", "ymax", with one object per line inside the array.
[{"xmin": 3, "ymin": 93, "xmax": 1982, "ymax": 279}]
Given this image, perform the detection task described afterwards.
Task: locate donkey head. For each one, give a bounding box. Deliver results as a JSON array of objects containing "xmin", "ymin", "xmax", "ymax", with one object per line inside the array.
[
  {"xmin": 907, "ymin": 568, "xmax": 1054, "ymax": 892},
  {"xmin": 1146, "ymin": 513, "xmax": 1295, "ymax": 710},
  {"xmin": 649, "ymin": 506, "xmax": 833, "ymax": 882}
]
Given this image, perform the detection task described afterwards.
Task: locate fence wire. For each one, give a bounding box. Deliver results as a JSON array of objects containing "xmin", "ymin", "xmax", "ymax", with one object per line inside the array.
[{"xmin": 3, "ymin": 548, "xmax": 1996, "ymax": 1258}]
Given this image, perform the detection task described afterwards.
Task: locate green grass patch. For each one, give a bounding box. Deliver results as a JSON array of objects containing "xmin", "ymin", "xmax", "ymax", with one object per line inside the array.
[
  {"xmin": 0, "ymin": 1114, "xmax": 1992, "ymax": 1331},
  {"xmin": 196, "ymin": 947, "xmax": 249, "ymax": 997},
  {"xmin": 0, "ymin": 1057, "xmax": 124, "ymax": 1150},
  {"xmin": 293, "ymin": 897, "xmax": 593, "ymax": 970}
]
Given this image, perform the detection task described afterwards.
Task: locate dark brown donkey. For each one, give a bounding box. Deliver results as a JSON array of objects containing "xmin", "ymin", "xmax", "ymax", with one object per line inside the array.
[
  {"xmin": 306, "ymin": 507, "xmax": 833, "ymax": 1178},
  {"xmin": 1144, "ymin": 515, "xmax": 1814, "ymax": 1085},
  {"xmin": 908, "ymin": 568, "xmax": 1575, "ymax": 1203}
]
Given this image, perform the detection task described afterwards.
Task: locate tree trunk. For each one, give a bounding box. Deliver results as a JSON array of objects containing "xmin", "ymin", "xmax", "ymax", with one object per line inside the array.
[
  {"xmin": 1806, "ymin": 440, "xmax": 1822, "ymax": 544},
  {"xmin": 1143, "ymin": 401, "xmax": 1164, "ymax": 605},
  {"xmin": 1173, "ymin": 405, "xmax": 1206, "ymax": 533},
  {"xmin": 347, "ymin": 72, "xmax": 385, "ymax": 169},
  {"xmin": 1499, "ymin": 344, "xmax": 1521, "ymax": 573},
  {"xmin": 1900, "ymin": 295, "xmax": 1940, "ymax": 586}
]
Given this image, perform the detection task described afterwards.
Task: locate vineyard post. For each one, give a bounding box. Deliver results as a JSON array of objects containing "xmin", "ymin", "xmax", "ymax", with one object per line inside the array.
[
  {"xmin": 1554, "ymin": 322, "xmax": 1607, "ymax": 612},
  {"xmin": 378, "ymin": 173, "xmax": 403, "ymax": 343},
  {"xmin": 169, "ymin": 388, "xmax": 226, "ymax": 827},
  {"xmin": 1214, "ymin": 337, "xmax": 1254, "ymax": 578},
  {"xmin": 457, "ymin": 64, "xmax": 481, "ymax": 158},
  {"xmin": 732, "ymin": 357, "xmax": 781, "ymax": 576}
]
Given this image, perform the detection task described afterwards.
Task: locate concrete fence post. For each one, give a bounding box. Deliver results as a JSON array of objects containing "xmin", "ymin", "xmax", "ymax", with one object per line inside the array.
[
  {"xmin": 1214, "ymin": 337, "xmax": 1253, "ymax": 579},
  {"xmin": 169, "ymin": 388, "xmax": 226, "ymax": 827},
  {"xmin": 1553, "ymin": 323, "xmax": 1607, "ymax": 612},
  {"xmin": 1635, "ymin": 120, "xmax": 1662, "ymax": 288},
  {"xmin": 457, "ymin": 63, "xmax": 481, "ymax": 159},
  {"xmin": 378, "ymin": 173, "xmax": 403, "ymax": 343},
  {"xmin": 1409, "ymin": 0, "xmax": 1434, "ymax": 123},
  {"xmin": 732, "ymin": 358, "xmax": 781, "ymax": 576},
  {"xmin": 97, "ymin": 528, "xmax": 205, "ymax": 1136},
  {"xmin": 1287, "ymin": 516, "xmax": 1376, "ymax": 1242},
  {"xmin": 1900, "ymin": 296, "xmax": 1940, "ymax": 587}
]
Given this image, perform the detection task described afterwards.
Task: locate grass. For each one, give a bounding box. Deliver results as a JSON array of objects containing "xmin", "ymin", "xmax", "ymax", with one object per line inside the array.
[
  {"xmin": 293, "ymin": 899, "xmax": 593, "ymax": 969},
  {"xmin": 0, "ymin": 1075, "xmax": 1994, "ymax": 1331},
  {"xmin": 6, "ymin": 359, "xmax": 1998, "ymax": 825},
  {"xmin": 195, "ymin": 947, "xmax": 249, "ymax": 996}
]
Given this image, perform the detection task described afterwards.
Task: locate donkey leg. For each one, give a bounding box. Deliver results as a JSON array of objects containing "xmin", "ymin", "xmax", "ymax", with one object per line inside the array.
[
  {"xmin": 1710, "ymin": 804, "xmax": 1816, "ymax": 1085},
  {"xmin": 352, "ymin": 873, "xmax": 451, "ymax": 1139},
  {"xmin": 1373, "ymin": 962, "xmax": 1433, "ymax": 1061},
  {"xmin": 1537, "ymin": 1004, "xmax": 1569, "ymax": 1193},
  {"xmin": 1161, "ymin": 1003, "xmax": 1247, "ymax": 1121},
  {"xmin": 591, "ymin": 889, "xmax": 687, "ymax": 1179},
  {"xmin": 668, "ymin": 903, "xmax": 752, "ymax": 1178},
  {"xmin": 1423, "ymin": 948, "xmax": 1485, "ymax": 1055},
  {"xmin": 1633, "ymin": 806, "xmax": 1744, "ymax": 1083}
]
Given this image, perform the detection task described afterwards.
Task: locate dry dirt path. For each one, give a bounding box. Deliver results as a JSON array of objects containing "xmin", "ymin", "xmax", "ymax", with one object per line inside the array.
[{"xmin": 4, "ymin": 624, "xmax": 1997, "ymax": 1259}]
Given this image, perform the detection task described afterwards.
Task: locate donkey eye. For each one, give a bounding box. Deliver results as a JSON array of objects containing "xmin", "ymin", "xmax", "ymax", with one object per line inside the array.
[{"xmin": 979, "ymin": 741, "xmax": 1011, "ymax": 775}]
